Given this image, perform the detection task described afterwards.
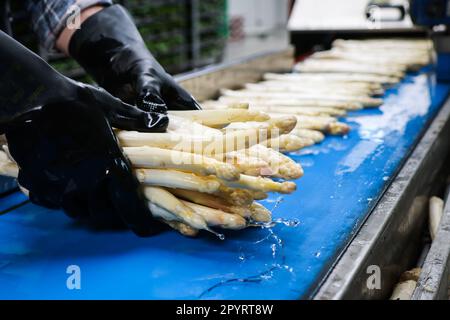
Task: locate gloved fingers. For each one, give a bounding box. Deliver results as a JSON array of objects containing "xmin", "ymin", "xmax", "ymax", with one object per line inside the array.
[
  {"xmin": 136, "ymin": 89, "xmax": 168, "ymax": 114},
  {"xmin": 80, "ymin": 84, "xmax": 168, "ymax": 132},
  {"xmin": 106, "ymin": 161, "xmax": 164, "ymax": 237},
  {"xmin": 113, "ymin": 111, "xmax": 169, "ymax": 133},
  {"xmin": 163, "ymin": 81, "xmax": 202, "ymax": 111}
]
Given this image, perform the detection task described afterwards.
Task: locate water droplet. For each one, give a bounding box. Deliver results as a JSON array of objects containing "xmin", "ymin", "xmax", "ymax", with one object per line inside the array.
[
  {"xmin": 206, "ymin": 227, "xmax": 225, "ymax": 240},
  {"xmin": 272, "ymin": 218, "xmax": 301, "ymax": 227}
]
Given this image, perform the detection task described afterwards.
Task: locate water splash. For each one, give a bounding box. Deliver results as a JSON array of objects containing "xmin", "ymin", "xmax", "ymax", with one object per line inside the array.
[{"xmin": 205, "ymin": 227, "xmax": 225, "ymax": 240}]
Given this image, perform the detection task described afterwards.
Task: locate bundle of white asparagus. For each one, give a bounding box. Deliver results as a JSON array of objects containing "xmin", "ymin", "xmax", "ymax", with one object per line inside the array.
[{"xmin": 0, "ymin": 110, "xmax": 305, "ymax": 238}]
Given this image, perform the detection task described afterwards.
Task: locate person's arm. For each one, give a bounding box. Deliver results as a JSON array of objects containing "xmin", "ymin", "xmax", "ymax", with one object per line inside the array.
[
  {"xmin": 56, "ymin": 5, "xmax": 104, "ymax": 55},
  {"xmin": 65, "ymin": 4, "xmax": 202, "ymax": 112},
  {"xmin": 26, "ymin": 0, "xmax": 112, "ymax": 53}
]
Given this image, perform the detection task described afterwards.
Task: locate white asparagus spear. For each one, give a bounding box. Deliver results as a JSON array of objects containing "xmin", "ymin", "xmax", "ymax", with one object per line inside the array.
[
  {"xmin": 226, "ymin": 102, "xmax": 250, "ymax": 109},
  {"xmin": 312, "ymin": 49, "xmax": 427, "ymax": 70},
  {"xmin": 244, "ymin": 82, "xmax": 379, "ymax": 96},
  {"xmin": 237, "ymin": 144, "xmax": 304, "ymax": 180},
  {"xmin": 144, "ymin": 187, "xmax": 208, "ymax": 231},
  {"xmin": 250, "ymin": 202, "xmax": 272, "ymax": 223},
  {"xmin": 389, "ymin": 280, "xmax": 417, "ymax": 300},
  {"xmin": 261, "ymin": 134, "xmax": 315, "ymax": 152},
  {"xmin": 164, "ymin": 220, "xmax": 199, "ymax": 237},
  {"xmin": 249, "ymin": 190, "xmax": 269, "ymax": 200},
  {"xmin": 220, "ymin": 89, "xmax": 383, "ymax": 108},
  {"xmin": 0, "ymin": 150, "xmax": 18, "ymax": 177},
  {"xmin": 399, "ymin": 268, "xmax": 422, "ymax": 282},
  {"xmin": 333, "ymin": 38, "xmax": 432, "ymax": 51},
  {"xmin": 266, "ymin": 115, "xmax": 298, "ymax": 134},
  {"xmin": 290, "ymin": 129, "xmax": 325, "ymax": 143},
  {"xmin": 219, "ymin": 104, "xmax": 347, "ymax": 117},
  {"xmin": 168, "ymin": 109, "xmax": 270, "ymax": 127},
  {"xmin": 120, "ymin": 125, "xmax": 284, "ymax": 156},
  {"xmin": 270, "ymin": 113, "xmax": 350, "ymax": 135},
  {"xmin": 221, "ymin": 174, "xmax": 296, "ymax": 194},
  {"xmin": 258, "ymin": 79, "xmax": 384, "ymax": 92},
  {"xmin": 218, "ymin": 96, "xmax": 363, "ymax": 110},
  {"xmin": 263, "ymin": 72, "xmax": 399, "ymax": 85},
  {"xmin": 135, "ymin": 169, "xmax": 221, "ymax": 193},
  {"xmin": 0, "ymin": 155, "xmax": 207, "ymax": 237},
  {"xmin": 218, "ymin": 152, "xmax": 271, "ymax": 175},
  {"xmin": 429, "ymin": 196, "xmax": 444, "ymax": 241},
  {"xmin": 168, "ymin": 114, "xmax": 222, "ymax": 137},
  {"xmin": 123, "ymin": 146, "xmax": 240, "ymax": 181},
  {"xmin": 200, "ymin": 101, "xmax": 250, "ymax": 110},
  {"xmin": 181, "ymin": 200, "xmax": 247, "ymax": 230},
  {"xmin": 310, "ymin": 50, "xmax": 411, "ymax": 67},
  {"xmin": 168, "ymin": 188, "xmax": 253, "ymax": 218},
  {"xmin": 257, "ymin": 105, "xmax": 346, "ymax": 116},
  {"xmin": 223, "ymin": 118, "xmax": 306, "ymax": 135},
  {"xmin": 295, "ymin": 60, "xmax": 404, "ymax": 78}
]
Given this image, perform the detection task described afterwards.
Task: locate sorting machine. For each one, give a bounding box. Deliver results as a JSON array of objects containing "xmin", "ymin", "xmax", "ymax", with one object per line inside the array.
[{"xmin": 1, "ymin": 0, "xmax": 450, "ymax": 300}]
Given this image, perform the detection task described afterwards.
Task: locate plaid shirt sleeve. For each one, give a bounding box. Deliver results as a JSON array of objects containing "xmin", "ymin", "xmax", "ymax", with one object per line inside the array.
[{"xmin": 26, "ymin": 0, "xmax": 113, "ymax": 52}]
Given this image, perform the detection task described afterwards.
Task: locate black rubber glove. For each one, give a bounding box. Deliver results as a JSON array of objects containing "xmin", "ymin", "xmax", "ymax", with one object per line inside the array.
[
  {"xmin": 69, "ymin": 4, "xmax": 201, "ymax": 112},
  {"xmin": 0, "ymin": 31, "xmax": 168, "ymax": 131},
  {"xmin": 0, "ymin": 31, "xmax": 165, "ymax": 236}
]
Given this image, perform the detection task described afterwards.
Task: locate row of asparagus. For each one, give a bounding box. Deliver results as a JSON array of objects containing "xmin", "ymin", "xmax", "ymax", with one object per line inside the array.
[{"xmin": 201, "ymin": 38, "xmax": 433, "ymax": 151}]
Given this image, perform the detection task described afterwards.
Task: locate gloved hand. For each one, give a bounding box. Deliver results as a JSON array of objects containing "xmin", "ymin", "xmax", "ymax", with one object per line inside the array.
[
  {"xmin": 68, "ymin": 4, "xmax": 201, "ymax": 112},
  {"xmin": 0, "ymin": 31, "xmax": 166, "ymax": 236}
]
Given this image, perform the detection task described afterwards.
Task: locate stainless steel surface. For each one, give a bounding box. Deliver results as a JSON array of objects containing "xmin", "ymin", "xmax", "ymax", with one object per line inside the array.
[
  {"xmin": 412, "ymin": 188, "xmax": 450, "ymax": 300},
  {"xmin": 315, "ymin": 96, "xmax": 450, "ymax": 300}
]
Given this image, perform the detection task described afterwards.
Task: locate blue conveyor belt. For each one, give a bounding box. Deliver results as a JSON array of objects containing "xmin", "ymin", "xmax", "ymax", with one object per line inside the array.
[{"xmin": 0, "ymin": 69, "xmax": 449, "ymax": 299}]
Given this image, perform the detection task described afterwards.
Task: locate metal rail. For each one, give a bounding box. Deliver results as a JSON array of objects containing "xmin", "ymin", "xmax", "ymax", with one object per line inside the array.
[{"xmin": 315, "ymin": 95, "xmax": 450, "ymax": 300}]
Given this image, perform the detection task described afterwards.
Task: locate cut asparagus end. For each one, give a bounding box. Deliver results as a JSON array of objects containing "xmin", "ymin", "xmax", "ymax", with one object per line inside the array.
[
  {"xmin": 327, "ymin": 122, "xmax": 350, "ymax": 135},
  {"xmin": 182, "ymin": 200, "xmax": 247, "ymax": 230},
  {"xmin": 165, "ymin": 220, "xmax": 199, "ymax": 237},
  {"xmin": 277, "ymin": 162, "xmax": 304, "ymax": 180},
  {"xmin": 215, "ymin": 186, "xmax": 255, "ymax": 207},
  {"xmin": 268, "ymin": 116, "xmax": 297, "ymax": 134},
  {"xmin": 135, "ymin": 169, "xmax": 222, "ymax": 194},
  {"xmin": 144, "ymin": 187, "xmax": 208, "ymax": 231},
  {"xmin": 227, "ymin": 102, "xmax": 250, "ymax": 109},
  {"xmin": 250, "ymin": 203, "xmax": 272, "ymax": 223},
  {"xmin": 291, "ymin": 129, "xmax": 325, "ymax": 143}
]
